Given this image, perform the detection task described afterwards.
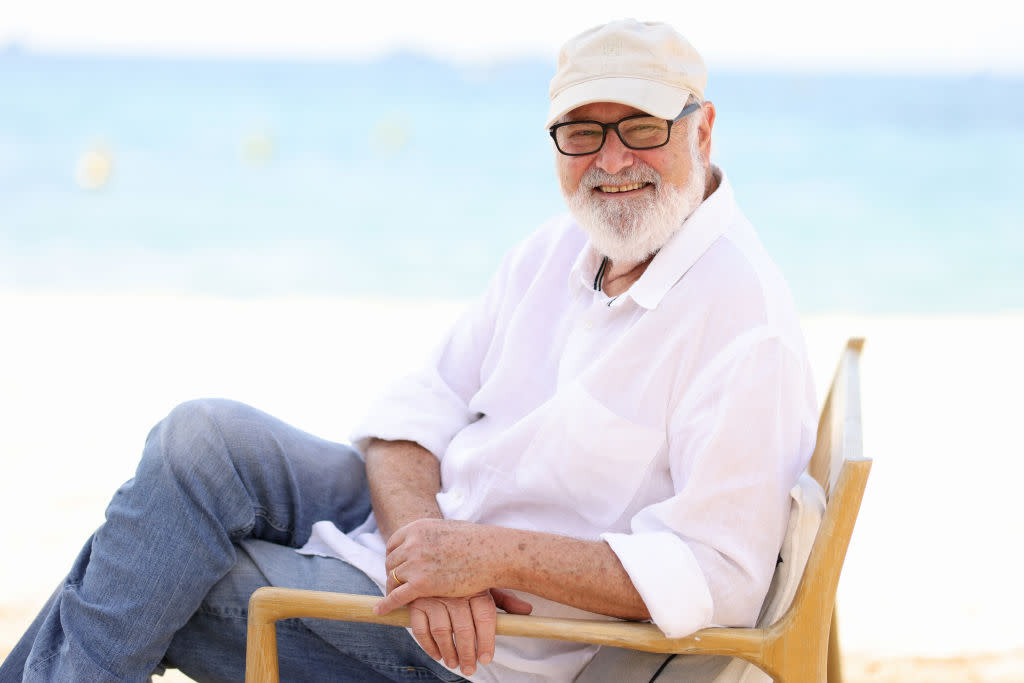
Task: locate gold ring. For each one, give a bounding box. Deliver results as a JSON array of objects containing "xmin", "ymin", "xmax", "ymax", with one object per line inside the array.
[{"xmin": 392, "ymin": 568, "xmax": 402, "ymax": 584}]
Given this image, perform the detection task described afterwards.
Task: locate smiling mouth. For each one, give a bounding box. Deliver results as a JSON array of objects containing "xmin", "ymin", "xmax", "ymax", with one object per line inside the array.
[{"xmin": 595, "ymin": 182, "xmax": 652, "ymax": 194}]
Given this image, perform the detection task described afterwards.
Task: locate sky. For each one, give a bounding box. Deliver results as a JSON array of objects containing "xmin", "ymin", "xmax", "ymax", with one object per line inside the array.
[{"xmin": 2, "ymin": 0, "xmax": 1022, "ymax": 73}]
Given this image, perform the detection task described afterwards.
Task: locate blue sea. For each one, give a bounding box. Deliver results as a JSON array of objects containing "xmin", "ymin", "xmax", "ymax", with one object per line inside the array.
[{"xmin": 1, "ymin": 52, "xmax": 1022, "ymax": 313}]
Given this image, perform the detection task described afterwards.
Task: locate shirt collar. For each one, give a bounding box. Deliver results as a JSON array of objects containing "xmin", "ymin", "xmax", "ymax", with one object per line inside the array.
[
  {"xmin": 567, "ymin": 167, "xmax": 737, "ymax": 308},
  {"xmin": 626, "ymin": 168, "xmax": 735, "ymax": 310}
]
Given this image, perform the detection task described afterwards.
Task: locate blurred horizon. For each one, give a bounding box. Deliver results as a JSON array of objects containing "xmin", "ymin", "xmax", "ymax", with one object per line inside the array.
[{"xmin": 11, "ymin": 43, "xmax": 1024, "ymax": 78}]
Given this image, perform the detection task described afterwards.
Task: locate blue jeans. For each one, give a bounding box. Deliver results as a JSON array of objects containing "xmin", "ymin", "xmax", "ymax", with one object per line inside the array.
[{"xmin": 0, "ymin": 399, "xmax": 467, "ymax": 683}]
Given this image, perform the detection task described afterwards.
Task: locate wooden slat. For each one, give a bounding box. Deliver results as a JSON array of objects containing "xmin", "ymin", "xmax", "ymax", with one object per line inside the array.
[
  {"xmin": 245, "ymin": 588, "xmax": 766, "ymax": 657},
  {"xmin": 828, "ymin": 609, "xmax": 843, "ymax": 683},
  {"xmin": 810, "ymin": 338, "xmax": 864, "ymax": 497},
  {"xmin": 762, "ymin": 457, "xmax": 871, "ymax": 681}
]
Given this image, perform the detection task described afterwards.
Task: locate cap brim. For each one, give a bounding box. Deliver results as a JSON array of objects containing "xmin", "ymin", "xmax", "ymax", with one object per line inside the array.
[{"xmin": 546, "ymin": 76, "xmax": 693, "ymax": 128}]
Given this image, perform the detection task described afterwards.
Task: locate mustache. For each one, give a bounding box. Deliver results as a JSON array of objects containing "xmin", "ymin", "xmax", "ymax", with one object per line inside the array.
[{"xmin": 577, "ymin": 164, "xmax": 662, "ymax": 191}]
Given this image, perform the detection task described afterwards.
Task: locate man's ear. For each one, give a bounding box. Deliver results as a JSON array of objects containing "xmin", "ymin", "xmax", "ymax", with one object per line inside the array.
[{"xmin": 698, "ymin": 101, "xmax": 716, "ymax": 160}]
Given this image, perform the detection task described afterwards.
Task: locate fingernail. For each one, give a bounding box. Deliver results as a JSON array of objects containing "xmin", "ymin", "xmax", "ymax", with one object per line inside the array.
[{"xmin": 480, "ymin": 653, "xmax": 492, "ymax": 664}]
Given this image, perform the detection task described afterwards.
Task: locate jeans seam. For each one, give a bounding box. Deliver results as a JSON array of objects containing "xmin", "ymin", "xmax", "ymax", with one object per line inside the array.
[
  {"xmin": 26, "ymin": 584, "xmax": 77, "ymax": 669},
  {"xmin": 229, "ymin": 506, "xmax": 294, "ymax": 541},
  {"xmin": 228, "ymin": 519, "xmax": 255, "ymax": 540},
  {"xmin": 254, "ymin": 504, "xmax": 294, "ymax": 534},
  {"xmin": 26, "ymin": 648, "xmax": 61, "ymax": 673}
]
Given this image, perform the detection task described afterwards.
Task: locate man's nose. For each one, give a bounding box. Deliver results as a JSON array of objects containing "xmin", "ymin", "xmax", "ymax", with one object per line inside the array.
[{"xmin": 594, "ymin": 131, "xmax": 635, "ymax": 175}]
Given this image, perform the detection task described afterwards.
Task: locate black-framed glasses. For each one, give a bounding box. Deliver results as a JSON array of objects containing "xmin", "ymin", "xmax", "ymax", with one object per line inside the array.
[{"xmin": 549, "ymin": 102, "xmax": 702, "ymax": 156}]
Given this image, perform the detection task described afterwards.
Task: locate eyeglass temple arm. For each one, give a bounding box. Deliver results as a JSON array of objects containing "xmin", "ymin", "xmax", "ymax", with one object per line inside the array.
[{"xmin": 672, "ymin": 101, "xmax": 702, "ymax": 122}]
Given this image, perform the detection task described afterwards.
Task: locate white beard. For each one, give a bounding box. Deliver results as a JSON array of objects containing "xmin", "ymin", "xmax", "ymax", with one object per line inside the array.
[{"xmin": 563, "ymin": 146, "xmax": 706, "ymax": 265}]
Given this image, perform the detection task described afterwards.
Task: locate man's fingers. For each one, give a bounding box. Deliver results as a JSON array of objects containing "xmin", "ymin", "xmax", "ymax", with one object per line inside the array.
[
  {"xmin": 423, "ymin": 602, "xmax": 459, "ymax": 669},
  {"xmin": 408, "ymin": 606, "xmax": 441, "ymax": 662},
  {"xmin": 373, "ymin": 582, "xmax": 418, "ymax": 615},
  {"xmin": 469, "ymin": 592, "xmax": 497, "ymax": 665},
  {"xmin": 384, "ymin": 560, "xmax": 408, "ymax": 594},
  {"xmin": 384, "ymin": 525, "xmax": 406, "ymax": 554},
  {"xmin": 491, "ymin": 587, "xmax": 534, "ymax": 615},
  {"xmin": 413, "ymin": 600, "xmax": 457, "ymax": 669},
  {"xmin": 447, "ymin": 599, "xmax": 479, "ymax": 675}
]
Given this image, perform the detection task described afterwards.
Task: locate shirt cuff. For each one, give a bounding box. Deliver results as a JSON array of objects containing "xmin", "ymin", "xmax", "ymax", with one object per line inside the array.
[
  {"xmin": 349, "ymin": 372, "xmax": 473, "ymax": 460},
  {"xmin": 601, "ymin": 531, "xmax": 714, "ymax": 638}
]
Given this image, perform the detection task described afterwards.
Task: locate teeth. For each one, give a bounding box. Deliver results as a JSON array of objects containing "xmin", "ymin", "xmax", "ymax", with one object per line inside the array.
[{"xmin": 599, "ymin": 182, "xmax": 646, "ymax": 193}]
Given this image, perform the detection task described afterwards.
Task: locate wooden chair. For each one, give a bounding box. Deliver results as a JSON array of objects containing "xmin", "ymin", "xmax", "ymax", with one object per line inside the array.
[{"xmin": 246, "ymin": 339, "xmax": 871, "ymax": 682}]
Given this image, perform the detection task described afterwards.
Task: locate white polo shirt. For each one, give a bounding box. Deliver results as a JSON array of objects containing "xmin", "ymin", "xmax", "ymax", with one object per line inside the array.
[{"xmin": 300, "ymin": 171, "xmax": 818, "ymax": 683}]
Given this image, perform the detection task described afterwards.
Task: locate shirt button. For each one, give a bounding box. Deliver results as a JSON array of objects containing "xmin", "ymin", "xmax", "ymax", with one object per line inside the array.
[
  {"xmin": 450, "ymin": 489, "xmax": 464, "ymax": 503},
  {"xmin": 583, "ymin": 320, "xmax": 594, "ymax": 331}
]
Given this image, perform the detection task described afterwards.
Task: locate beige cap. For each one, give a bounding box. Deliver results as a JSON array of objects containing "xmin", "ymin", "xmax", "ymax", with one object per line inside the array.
[{"xmin": 547, "ymin": 19, "xmax": 707, "ymax": 128}]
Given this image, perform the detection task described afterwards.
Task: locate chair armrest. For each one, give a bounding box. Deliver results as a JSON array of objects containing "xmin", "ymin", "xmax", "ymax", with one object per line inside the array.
[{"xmin": 245, "ymin": 587, "xmax": 767, "ymax": 682}]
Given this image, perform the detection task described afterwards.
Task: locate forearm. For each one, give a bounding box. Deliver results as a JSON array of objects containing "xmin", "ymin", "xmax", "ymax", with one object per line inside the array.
[
  {"xmin": 493, "ymin": 528, "xmax": 650, "ymax": 620},
  {"xmin": 365, "ymin": 438, "xmax": 443, "ymax": 540},
  {"xmin": 382, "ymin": 518, "xmax": 651, "ymax": 620}
]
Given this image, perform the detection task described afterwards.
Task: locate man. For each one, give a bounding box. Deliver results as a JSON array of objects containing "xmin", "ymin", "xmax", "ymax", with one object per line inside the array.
[{"xmin": 1, "ymin": 19, "xmax": 816, "ymax": 683}]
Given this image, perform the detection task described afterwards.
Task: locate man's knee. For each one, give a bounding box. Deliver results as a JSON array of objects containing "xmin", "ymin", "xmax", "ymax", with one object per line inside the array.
[{"xmin": 148, "ymin": 398, "xmax": 254, "ymax": 484}]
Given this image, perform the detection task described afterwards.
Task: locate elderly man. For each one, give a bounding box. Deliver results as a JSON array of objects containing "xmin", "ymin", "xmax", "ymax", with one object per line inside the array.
[{"xmin": 1, "ymin": 19, "xmax": 816, "ymax": 683}]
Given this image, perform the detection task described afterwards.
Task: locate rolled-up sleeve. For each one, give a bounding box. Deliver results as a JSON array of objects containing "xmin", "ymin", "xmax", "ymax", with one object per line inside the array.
[
  {"xmin": 602, "ymin": 330, "xmax": 816, "ymax": 638},
  {"xmin": 349, "ymin": 252, "xmax": 512, "ymax": 460}
]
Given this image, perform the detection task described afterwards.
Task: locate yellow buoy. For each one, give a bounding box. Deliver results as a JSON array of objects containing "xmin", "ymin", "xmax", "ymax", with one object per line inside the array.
[
  {"xmin": 74, "ymin": 145, "xmax": 114, "ymax": 190},
  {"xmin": 371, "ymin": 115, "xmax": 412, "ymax": 155},
  {"xmin": 242, "ymin": 131, "xmax": 275, "ymax": 164}
]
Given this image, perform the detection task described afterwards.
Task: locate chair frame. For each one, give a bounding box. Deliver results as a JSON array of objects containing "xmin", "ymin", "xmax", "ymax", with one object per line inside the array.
[{"xmin": 246, "ymin": 339, "xmax": 871, "ymax": 683}]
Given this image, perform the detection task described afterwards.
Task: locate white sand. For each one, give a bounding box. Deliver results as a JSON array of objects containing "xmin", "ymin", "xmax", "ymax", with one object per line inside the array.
[{"xmin": 2, "ymin": 291, "xmax": 1023, "ymax": 667}]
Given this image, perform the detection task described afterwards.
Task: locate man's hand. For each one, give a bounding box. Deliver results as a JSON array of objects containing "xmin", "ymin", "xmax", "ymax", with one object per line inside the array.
[
  {"xmin": 403, "ymin": 589, "xmax": 532, "ymax": 675},
  {"xmin": 375, "ymin": 518, "xmax": 533, "ymax": 675},
  {"xmin": 379, "ymin": 518, "xmax": 498, "ymax": 609}
]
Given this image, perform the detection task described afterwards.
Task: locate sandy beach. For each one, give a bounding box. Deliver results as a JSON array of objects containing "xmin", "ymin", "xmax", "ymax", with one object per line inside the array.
[{"xmin": 2, "ymin": 291, "xmax": 1023, "ymax": 679}]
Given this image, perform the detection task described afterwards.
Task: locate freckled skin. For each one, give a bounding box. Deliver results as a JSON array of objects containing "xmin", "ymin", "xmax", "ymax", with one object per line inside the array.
[{"xmin": 382, "ymin": 517, "xmax": 646, "ymax": 620}]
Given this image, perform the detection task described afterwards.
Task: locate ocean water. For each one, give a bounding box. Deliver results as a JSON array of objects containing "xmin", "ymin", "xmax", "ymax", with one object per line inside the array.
[{"xmin": 1, "ymin": 52, "xmax": 1022, "ymax": 313}]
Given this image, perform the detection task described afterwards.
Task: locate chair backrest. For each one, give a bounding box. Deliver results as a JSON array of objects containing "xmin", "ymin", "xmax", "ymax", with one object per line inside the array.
[
  {"xmin": 757, "ymin": 337, "xmax": 868, "ymax": 635},
  {"xmin": 757, "ymin": 338, "xmax": 871, "ymax": 681},
  {"xmin": 808, "ymin": 338, "xmax": 866, "ymax": 498}
]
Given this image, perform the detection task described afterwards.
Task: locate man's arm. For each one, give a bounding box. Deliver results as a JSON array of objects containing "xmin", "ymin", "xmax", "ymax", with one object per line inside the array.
[
  {"xmin": 364, "ymin": 438, "xmax": 532, "ymax": 676},
  {"xmin": 365, "ymin": 438, "xmax": 444, "ymax": 537},
  {"xmin": 377, "ymin": 519, "xmax": 649, "ymax": 620},
  {"xmin": 367, "ymin": 438, "xmax": 648, "ymax": 620}
]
